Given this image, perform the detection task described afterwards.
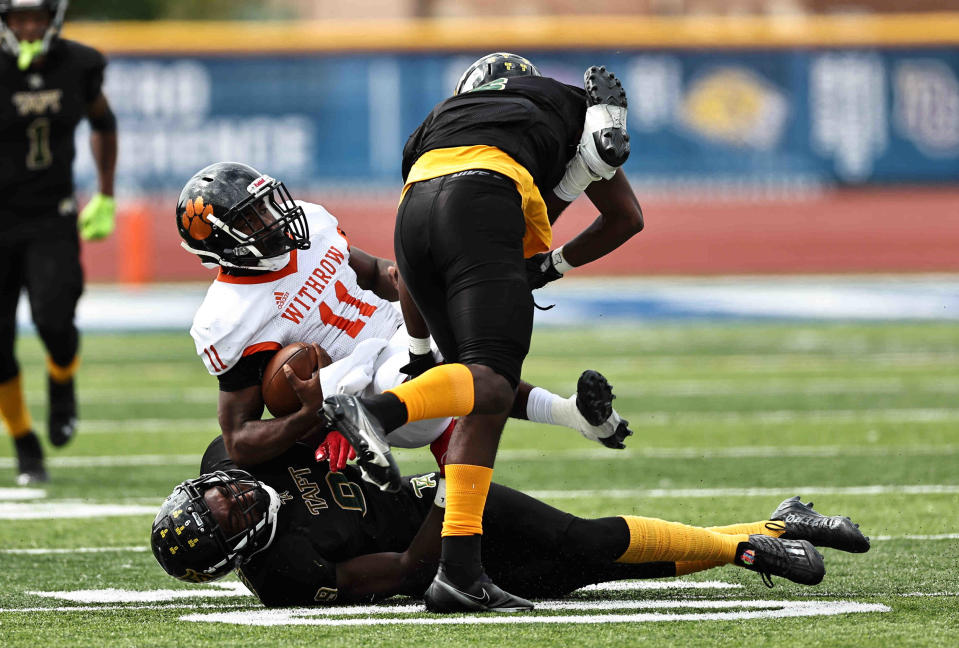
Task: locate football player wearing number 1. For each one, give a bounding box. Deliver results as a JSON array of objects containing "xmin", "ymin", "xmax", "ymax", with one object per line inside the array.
[{"xmin": 0, "ymin": 0, "xmax": 117, "ymax": 485}]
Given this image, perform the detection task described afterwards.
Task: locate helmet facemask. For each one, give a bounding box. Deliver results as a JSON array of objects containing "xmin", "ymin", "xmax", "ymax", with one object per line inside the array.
[
  {"xmin": 151, "ymin": 470, "xmax": 282, "ymax": 583},
  {"xmin": 0, "ymin": 0, "xmax": 68, "ymax": 70},
  {"xmin": 179, "ymin": 174, "xmax": 310, "ymax": 272}
]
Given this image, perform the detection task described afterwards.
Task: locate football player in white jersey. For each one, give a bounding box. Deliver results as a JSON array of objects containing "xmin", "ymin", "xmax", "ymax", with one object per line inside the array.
[{"xmin": 176, "ymin": 162, "xmax": 631, "ymax": 483}]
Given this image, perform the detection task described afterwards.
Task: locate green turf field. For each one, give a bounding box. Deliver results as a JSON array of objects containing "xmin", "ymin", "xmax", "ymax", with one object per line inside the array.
[{"xmin": 1, "ymin": 322, "xmax": 957, "ymax": 647}]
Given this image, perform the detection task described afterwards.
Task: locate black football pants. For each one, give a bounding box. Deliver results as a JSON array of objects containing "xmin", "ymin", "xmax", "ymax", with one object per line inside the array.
[
  {"xmin": 480, "ymin": 482, "xmax": 675, "ymax": 598},
  {"xmin": 0, "ymin": 216, "xmax": 83, "ymax": 382},
  {"xmin": 394, "ymin": 171, "xmax": 533, "ymax": 388}
]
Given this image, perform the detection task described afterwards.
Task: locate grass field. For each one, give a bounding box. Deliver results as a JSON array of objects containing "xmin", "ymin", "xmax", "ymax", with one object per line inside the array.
[{"xmin": 1, "ymin": 321, "xmax": 958, "ymax": 646}]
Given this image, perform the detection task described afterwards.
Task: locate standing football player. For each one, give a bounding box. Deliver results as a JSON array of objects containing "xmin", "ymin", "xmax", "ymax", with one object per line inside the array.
[
  {"xmin": 175, "ymin": 162, "xmax": 630, "ymax": 481},
  {"xmin": 0, "ymin": 0, "xmax": 117, "ymax": 485},
  {"xmin": 316, "ymin": 53, "xmax": 643, "ymax": 612}
]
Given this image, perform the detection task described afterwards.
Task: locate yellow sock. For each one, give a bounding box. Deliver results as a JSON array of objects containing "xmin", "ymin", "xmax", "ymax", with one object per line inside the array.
[
  {"xmin": 674, "ymin": 560, "xmax": 724, "ymax": 576},
  {"xmin": 708, "ymin": 520, "xmax": 785, "ymax": 537},
  {"xmin": 442, "ymin": 464, "xmax": 493, "ymax": 537},
  {"xmin": 615, "ymin": 516, "xmax": 748, "ymax": 564},
  {"xmin": 47, "ymin": 355, "xmax": 80, "ymax": 384},
  {"xmin": 386, "ymin": 363, "xmax": 474, "ymax": 423},
  {"xmin": 0, "ymin": 374, "xmax": 33, "ymax": 438}
]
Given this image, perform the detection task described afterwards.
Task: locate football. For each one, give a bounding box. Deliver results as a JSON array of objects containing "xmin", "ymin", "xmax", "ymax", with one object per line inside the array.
[{"xmin": 261, "ymin": 342, "xmax": 332, "ymax": 417}]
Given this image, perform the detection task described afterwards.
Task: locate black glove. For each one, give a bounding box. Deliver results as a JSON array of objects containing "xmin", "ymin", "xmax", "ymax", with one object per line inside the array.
[
  {"xmin": 598, "ymin": 419, "xmax": 633, "ymax": 450},
  {"xmin": 399, "ymin": 351, "xmax": 437, "ymax": 380},
  {"xmin": 526, "ymin": 252, "xmax": 563, "ymax": 290}
]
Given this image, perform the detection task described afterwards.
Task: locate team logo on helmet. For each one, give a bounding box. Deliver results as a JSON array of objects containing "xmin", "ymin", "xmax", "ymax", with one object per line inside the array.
[{"xmin": 181, "ymin": 196, "xmax": 214, "ymax": 241}]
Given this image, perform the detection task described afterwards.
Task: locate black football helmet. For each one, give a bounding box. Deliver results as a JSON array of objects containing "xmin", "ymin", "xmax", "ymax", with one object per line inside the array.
[
  {"xmin": 176, "ymin": 162, "xmax": 310, "ymax": 271},
  {"xmin": 454, "ymin": 52, "xmax": 540, "ymax": 95},
  {"xmin": 0, "ymin": 0, "xmax": 68, "ymax": 59},
  {"xmin": 151, "ymin": 470, "xmax": 281, "ymax": 583}
]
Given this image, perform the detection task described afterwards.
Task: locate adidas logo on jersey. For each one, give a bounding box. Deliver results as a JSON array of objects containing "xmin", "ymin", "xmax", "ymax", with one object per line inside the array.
[{"xmin": 274, "ymin": 291, "xmax": 291, "ymax": 310}]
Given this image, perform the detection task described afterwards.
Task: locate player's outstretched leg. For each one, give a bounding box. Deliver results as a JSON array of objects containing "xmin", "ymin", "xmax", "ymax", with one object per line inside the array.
[
  {"xmin": 48, "ymin": 375, "xmax": 77, "ymax": 447},
  {"xmin": 770, "ymin": 495, "xmax": 871, "ymax": 553},
  {"xmin": 575, "ymin": 370, "xmax": 632, "ymax": 449},
  {"xmin": 737, "ymin": 535, "xmax": 825, "ymax": 587},
  {"xmin": 583, "ymin": 66, "xmax": 629, "ymax": 168},
  {"xmin": 319, "ymin": 394, "xmax": 402, "ymax": 492},
  {"xmin": 424, "ymin": 565, "xmax": 533, "ymax": 613},
  {"xmin": 14, "ymin": 430, "xmax": 48, "ymax": 485}
]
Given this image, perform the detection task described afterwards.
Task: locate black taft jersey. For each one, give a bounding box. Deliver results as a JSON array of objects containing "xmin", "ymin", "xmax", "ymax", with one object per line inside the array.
[
  {"xmin": 401, "ymin": 76, "xmax": 587, "ymax": 195},
  {"xmin": 0, "ymin": 39, "xmax": 105, "ymax": 212},
  {"xmin": 200, "ymin": 437, "xmax": 436, "ymax": 607}
]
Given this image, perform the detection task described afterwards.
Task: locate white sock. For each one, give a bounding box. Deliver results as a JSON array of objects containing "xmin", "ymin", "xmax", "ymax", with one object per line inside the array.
[{"xmin": 526, "ymin": 386, "xmax": 581, "ymax": 429}]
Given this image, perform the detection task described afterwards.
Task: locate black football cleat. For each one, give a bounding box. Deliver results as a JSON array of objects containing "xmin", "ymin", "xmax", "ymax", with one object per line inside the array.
[
  {"xmin": 575, "ymin": 370, "xmax": 633, "ymax": 449},
  {"xmin": 584, "ymin": 65, "xmax": 630, "ymax": 168},
  {"xmin": 48, "ymin": 376, "xmax": 77, "ymax": 448},
  {"xmin": 739, "ymin": 534, "xmax": 825, "ymax": 587},
  {"xmin": 424, "ymin": 566, "xmax": 534, "ymax": 613},
  {"xmin": 770, "ymin": 495, "xmax": 871, "ymax": 553},
  {"xmin": 575, "ymin": 370, "xmax": 614, "ymax": 426},
  {"xmin": 319, "ymin": 394, "xmax": 402, "ymax": 493},
  {"xmin": 14, "ymin": 431, "xmax": 48, "ymax": 486}
]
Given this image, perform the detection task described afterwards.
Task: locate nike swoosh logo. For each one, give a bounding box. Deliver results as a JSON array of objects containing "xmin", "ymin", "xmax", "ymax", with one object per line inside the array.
[{"xmin": 448, "ymin": 583, "xmax": 490, "ymax": 604}]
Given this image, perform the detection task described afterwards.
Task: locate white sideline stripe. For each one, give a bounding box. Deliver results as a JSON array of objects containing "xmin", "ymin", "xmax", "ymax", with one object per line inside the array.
[
  {"xmin": 0, "ymin": 487, "xmax": 45, "ymax": 500},
  {"xmin": 181, "ymin": 600, "xmax": 890, "ymax": 626},
  {"xmin": 872, "ymin": 534, "xmax": 959, "ymax": 542},
  {"xmin": 580, "ymin": 580, "xmax": 741, "ymax": 591},
  {"xmin": 527, "ymin": 484, "xmax": 959, "ymax": 499},
  {"xmin": 0, "ymin": 502, "xmax": 158, "ymax": 520},
  {"xmin": 29, "ymin": 582, "xmax": 250, "ymax": 603},
  {"xmin": 3, "ymin": 443, "xmax": 956, "ymax": 472},
  {"xmin": 9, "ymin": 406, "xmax": 959, "ymax": 438},
  {"xmin": 0, "ymin": 604, "xmax": 254, "ymax": 613},
  {"xmin": 2, "ymin": 546, "xmax": 149, "ymax": 555}
]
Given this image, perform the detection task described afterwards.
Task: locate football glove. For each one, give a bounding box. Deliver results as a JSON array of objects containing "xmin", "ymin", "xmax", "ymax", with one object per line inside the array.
[
  {"xmin": 399, "ymin": 351, "xmax": 438, "ymax": 380},
  {"xmin": 78, "ymin": 193, "xmax": 116, "ymax": 241},
  {"xmin": 314, "ymin": 430, "xmax": 356, "ymax": 472},
  {"xmin": 526, "ymin": 250, "xmax": 566, "ymax": 290}
]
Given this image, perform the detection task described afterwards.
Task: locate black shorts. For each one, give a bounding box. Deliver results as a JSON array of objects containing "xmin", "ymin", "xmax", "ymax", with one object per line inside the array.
[{"xmin": 394, "ymin": 171, "xmax": 533, "ymax": 388}]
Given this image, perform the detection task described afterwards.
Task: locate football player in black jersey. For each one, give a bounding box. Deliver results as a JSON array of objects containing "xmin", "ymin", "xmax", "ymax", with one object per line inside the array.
[
  {"xmin": 151, "ymin": 436, "xmax": 871, "ymax": 608},
  {"xmin": 316, "ymin": 53, "xmax": 643, "ymax": 611},
  {"xmin": 0, "ymin": 0, "xmax": 117, "ymax": 485}
]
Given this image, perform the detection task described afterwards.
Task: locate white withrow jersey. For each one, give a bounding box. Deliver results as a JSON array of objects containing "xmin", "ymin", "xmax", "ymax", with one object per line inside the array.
[
  {"xmin": 190, "ymin": 201, "xmax": 405, "ymax": 377},
  {"xmin": 190, "ymin": 201, "xmax": 449, "ymax": 448}
]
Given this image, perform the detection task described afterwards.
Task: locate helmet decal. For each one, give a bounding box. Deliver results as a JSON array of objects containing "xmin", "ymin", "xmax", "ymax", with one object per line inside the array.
[{"xmin": 181, "ymin": 196, "xmax": 214, "ymax": 240}]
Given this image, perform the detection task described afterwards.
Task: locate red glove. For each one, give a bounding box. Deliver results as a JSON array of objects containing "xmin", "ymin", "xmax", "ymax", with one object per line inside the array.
[{"xmin": 315, "ymin": 430, "xmax": 356, "ymax": 472}]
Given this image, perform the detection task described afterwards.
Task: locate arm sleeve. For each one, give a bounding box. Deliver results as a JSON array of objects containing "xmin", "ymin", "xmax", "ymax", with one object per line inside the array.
[
  {"xmin": 83, "ymin": 49, "xmax": 107, "ymax": 104},
  {"xmin": 216, "ymin": 351, "xmax": 273, "ymax": 392}
]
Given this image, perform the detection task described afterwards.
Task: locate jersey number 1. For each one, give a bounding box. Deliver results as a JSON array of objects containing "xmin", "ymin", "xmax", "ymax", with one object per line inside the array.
[{"xmin": 26, "ymin": 118, "xmax": 53, "ymax": 170}]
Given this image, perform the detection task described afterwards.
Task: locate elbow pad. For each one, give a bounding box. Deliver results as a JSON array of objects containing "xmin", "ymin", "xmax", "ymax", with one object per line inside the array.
[{"xmin": 88, "ymin": 105, "xmax": 117, "ymax": 132}]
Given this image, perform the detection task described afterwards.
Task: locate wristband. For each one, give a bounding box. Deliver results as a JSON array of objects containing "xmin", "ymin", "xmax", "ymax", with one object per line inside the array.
[
  {"xmin": 550, "ymin": 246, "xmax": 574, "ymax": 274},
  {"xmin": 409, "ymin": 336, "xmax": 432, "ymax": 356},
  {"xmin": 433, "ymin": 478, "xmax": 446, "ymax": 508}
]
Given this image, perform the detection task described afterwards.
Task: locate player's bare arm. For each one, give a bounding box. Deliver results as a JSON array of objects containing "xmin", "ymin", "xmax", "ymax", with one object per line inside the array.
[
  {"xmin": 348, "ymin": 246, "xmax": 399, "ymax": 301},
  {"xmin": 334, "ymin": 504, "xmax": 444, "ymax": 600},
  {"xmin": 218, "ymin": 347, "xmax": 327, "ymax": 466},
  {"xmin": 86, "ymin": 92, "xmax": 116, "ymax": 197}
]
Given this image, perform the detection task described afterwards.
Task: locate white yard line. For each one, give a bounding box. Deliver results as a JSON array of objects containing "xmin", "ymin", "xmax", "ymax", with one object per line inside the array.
[
  {"xmin": 2, "ymin": 443, "xmax": 956, "ymax": 472},
  {"xmin": 527, "ymin": 484, "xmax": 959, "ymax": 499}
]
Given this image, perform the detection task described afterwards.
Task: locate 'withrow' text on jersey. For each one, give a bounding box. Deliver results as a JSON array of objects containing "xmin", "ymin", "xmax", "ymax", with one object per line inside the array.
[{"xmin": 190, "ymin": 202, "xmax": 403, "ymax": 377}]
